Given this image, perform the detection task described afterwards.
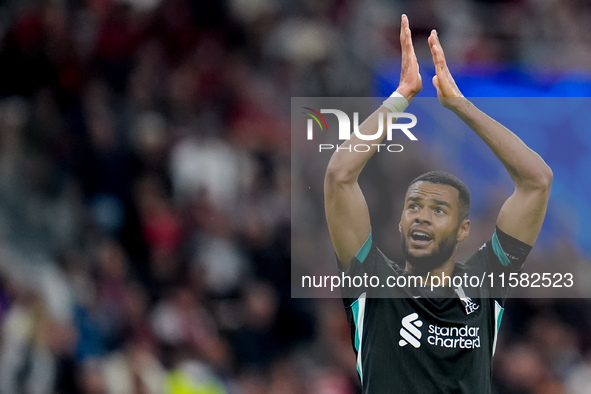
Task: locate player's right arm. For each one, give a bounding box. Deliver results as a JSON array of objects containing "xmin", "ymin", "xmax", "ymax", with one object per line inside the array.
[{"xmin": 324, "ymin": 15, "xmax": 421, "ymax": 269}]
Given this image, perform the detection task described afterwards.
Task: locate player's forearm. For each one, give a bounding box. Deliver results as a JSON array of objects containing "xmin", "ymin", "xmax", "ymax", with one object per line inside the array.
[
  {"xmin": 450, "ymin": 98, "xmax": 553, "ymax": 190},
  {"xmin": 325, "ymin": 106, "xmax": 392, "ymax": 184}
]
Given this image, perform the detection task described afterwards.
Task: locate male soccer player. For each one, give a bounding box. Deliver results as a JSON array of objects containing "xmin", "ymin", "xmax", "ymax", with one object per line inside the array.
[{"xmin": 324, "ymin": 15, "xmax": 553, "ymax": 393}]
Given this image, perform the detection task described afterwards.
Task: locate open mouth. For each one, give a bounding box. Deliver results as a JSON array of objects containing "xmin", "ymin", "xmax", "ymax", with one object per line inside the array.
[{"xmin": 410, "ymin": 230, "xmax": 433, "ymax": 243}]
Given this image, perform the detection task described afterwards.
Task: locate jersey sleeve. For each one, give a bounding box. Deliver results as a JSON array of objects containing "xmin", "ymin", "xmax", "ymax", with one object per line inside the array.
[
  {"xmin": 491, "ymin": 226, "xmax": 533, "ymax": 272},
  {"xmin": 463, "ymin": 227, "xmax": 533, "ymax": 302},
  {"xmin": 338, "ymin": 229, "xmax": 400, "ymax": 304}
]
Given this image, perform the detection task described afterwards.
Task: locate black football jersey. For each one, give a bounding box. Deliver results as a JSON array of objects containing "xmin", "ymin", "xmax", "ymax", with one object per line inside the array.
[{"xmin": 341, "ymin": 229, "xmax": 524, "ymax": 393}]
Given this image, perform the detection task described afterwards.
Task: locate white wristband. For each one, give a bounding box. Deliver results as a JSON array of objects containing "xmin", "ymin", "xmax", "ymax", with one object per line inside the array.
[{"xmin": 382, "ymin": 91, "xmax": 409, "ymax": 113}]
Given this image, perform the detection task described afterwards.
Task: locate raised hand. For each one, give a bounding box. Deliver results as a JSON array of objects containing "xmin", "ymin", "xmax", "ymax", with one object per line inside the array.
[
  {"xmin": 396, "ymin": 14, "xmax": 422, "ymax": 100},
  {"xmin": 428, "ymin": 29, "xmax": 464, "ymax": 109}
]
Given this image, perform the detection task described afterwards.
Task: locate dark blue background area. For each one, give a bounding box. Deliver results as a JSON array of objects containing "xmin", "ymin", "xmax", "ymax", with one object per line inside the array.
[
  {"xmin": 376, "ymin": 62, "xmax": 591, "ymax": 97},
  {"xmin": 375, "ymin": 62, "xmax": 591, "ymax": 255}
]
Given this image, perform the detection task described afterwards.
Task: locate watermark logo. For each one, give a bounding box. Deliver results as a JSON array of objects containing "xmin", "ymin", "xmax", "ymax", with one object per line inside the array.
[
  {"xmin": 399, "ymin": 312, "xmax": 423, "ymax": 348},
  {"xmin": 302, "ymin": 107, "xmax": 329, "ymax": 136},
  {"xmin": 303, "ymin": 107, "xmax": 418, "ymax": 152}
]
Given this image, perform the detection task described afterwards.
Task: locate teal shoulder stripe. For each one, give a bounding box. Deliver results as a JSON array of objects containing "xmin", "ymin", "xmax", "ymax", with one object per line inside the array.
[
  {"xmin": 350, "ymin": 294, "xmax": 366, "ymax": 383},
  {"xmin": 355, "ymin": 230, "xmax": 372, "ymax": 263},
  {"xmin": 492, "ymin": 231, "xmax": 511, "ymax": 267},
  {"xmin": 497, "ymin": 307, "xmax": 504, "ymax": 333},
  {"xmin": 492, "ymin": 300, "xmax": 504, "ymax": 356},
  {"xmin": 351, "ymin": 298, "xmax": 361, "ymax": 352}
]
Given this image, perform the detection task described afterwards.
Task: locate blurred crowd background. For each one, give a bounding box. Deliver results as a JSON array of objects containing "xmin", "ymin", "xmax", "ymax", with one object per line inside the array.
[{"xmin": 0, "ymin": 0, "xmax": 590, "ymax": 393}]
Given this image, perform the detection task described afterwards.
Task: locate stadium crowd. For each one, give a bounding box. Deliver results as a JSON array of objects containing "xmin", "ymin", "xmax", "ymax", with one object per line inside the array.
[{"xmin": 0, "ymin": 0, "xmax": 589, "ymax": 393}]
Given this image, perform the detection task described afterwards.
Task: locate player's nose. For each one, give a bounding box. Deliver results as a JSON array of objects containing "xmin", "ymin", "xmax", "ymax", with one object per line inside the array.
[{"xmin": 415, "ymin": 210, "xmax": 432, "ymax": 224}]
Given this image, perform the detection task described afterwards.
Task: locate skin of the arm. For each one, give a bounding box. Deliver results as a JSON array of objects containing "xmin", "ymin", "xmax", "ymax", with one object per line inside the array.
[
  {"xmin": 325, "ymin": 19, "xmax": 552, "ymax": 273},
  {"xmin": 324, "ymin": 14, "xmax": 422, "ymax": 269},
  {"xmin": 428, "ymin": 30, "xmax": 553, "ymax": 246}
]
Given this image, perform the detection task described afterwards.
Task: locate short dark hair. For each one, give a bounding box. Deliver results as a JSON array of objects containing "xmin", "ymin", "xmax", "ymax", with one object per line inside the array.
[{"xmin": 408, "ymin": 171, "xmax": 470, "ymax": 220}]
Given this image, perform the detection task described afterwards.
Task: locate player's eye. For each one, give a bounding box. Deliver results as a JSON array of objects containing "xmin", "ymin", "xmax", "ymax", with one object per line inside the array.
[
  {"xmin": 434, "ymin": 207, "xmax": 446, "ymax": 214},
  {"xmin": 409, "ymin": 203, "xmax": 420, "ymax": 210}
]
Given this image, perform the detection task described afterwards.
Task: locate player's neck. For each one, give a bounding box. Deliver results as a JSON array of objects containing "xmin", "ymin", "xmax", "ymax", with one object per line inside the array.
[{"xmin": 405, "ymin": 253, "xmax": 457, "ymax": 286}]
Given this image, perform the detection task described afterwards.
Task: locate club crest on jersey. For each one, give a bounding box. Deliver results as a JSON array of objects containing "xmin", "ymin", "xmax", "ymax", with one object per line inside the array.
[
  {"xmin": 455, "ymin": 286, "xmax": 479, "ymax": 315},
  {"xmin": 460, "ymin": 297, "xmax": 479, "ymax": 315}
]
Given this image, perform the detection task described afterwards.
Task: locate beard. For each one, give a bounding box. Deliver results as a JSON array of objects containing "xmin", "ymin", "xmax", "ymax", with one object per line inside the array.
[{"xmin": 400, "ymin": 232, "xmax": 457, "ymax": 275}]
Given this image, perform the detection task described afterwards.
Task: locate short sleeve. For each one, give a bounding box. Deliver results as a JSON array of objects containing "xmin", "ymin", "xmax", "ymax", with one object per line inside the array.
[
  {"xmin": 491, "ymin": 226, "xmax": 533, "ymax": 272},
  {"xmin": 461, "ymin": 228, "xmax": 533, "ymax": 303},
  {"xmin": 339, "ymin": 229, "xmax": 402, "ymax": 303}
]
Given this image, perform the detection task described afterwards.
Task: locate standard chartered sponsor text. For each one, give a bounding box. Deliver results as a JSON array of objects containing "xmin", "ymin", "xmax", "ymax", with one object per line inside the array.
[{"xmin": 427, "ymin": 324, "xmax": 481, "ymax": 349}]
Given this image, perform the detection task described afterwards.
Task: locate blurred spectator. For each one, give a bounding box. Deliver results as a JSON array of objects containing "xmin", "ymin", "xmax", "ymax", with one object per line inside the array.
[
  {"xmin": 102, "ymin": 339, "xmax": 165, "ymax": 394},
  {"xmin": 0, "ymin": 285, "xmax": 59, "ymax": 394},
  {"xmin": 566, "ymin": 354, "xmax": 591, "ymax": 394},
  {"xmin": 228, "ymin": 281, "xmax": 280, "ymax": 371}
]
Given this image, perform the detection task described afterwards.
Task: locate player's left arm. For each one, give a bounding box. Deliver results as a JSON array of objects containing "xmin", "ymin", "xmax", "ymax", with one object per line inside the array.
[{"xmin": 428, "ymin": 30, "xmax": 552, "ymax": 246}]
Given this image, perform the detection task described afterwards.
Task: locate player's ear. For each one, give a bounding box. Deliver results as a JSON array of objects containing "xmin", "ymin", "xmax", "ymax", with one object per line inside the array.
[
  {"xmin": 456, "ymin": 219, "xmax": 470, "ymax": 242},
  {"xmin": 398, "ymin": 221, "xmax": 402, "ymax": 233}
]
